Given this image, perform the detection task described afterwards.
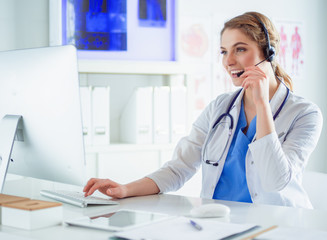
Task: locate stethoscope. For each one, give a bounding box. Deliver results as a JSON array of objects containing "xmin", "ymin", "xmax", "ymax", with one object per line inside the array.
[{"xmin": 203, "ymin": 86, "xmax": 290, "ymax": 167}]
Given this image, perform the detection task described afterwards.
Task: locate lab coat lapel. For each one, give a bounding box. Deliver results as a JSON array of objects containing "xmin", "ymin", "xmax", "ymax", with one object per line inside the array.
[
  {"xmin": 269, "ymin": 82, "xmax": 288, "ymax": 119},
  {"xmin": 229, "ymin": 88, "xmax": 244, "ymax": 130}
]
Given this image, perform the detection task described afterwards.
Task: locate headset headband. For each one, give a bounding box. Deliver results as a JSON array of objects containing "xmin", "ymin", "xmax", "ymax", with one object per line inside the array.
[{"xmin": 251, "ymin": 14, "xmax": 275, "ymax": 62}]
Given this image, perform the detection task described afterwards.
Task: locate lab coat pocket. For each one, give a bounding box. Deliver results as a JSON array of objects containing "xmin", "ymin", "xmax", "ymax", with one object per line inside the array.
[{"xmin": 201, "ymin": 158, "xmax": 224, "ymax": 198}]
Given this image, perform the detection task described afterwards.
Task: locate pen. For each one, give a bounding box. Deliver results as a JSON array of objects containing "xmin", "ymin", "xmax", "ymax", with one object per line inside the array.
[
  {"xmin": 189, "ymin": 220, "xmax": 203, "ymax": 231},
  {"xmin": 220, "ymin": 225, "xmax": 260, "ymax": 240}
]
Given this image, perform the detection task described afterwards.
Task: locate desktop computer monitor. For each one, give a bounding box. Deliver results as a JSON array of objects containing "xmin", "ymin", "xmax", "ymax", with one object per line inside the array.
[{"xmin": 0, "ymin": 45, "xmax": 86, "ymax": 192}]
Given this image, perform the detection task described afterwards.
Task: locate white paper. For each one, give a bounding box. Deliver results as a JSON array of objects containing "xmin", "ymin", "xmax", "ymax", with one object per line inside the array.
[
  {"xmin": 115, "ymin": 216, "xmax": 256, "ymax": 240},
  {"xmin": 258, "ymin": 226, "xmax": 327, "ymax": 240}
]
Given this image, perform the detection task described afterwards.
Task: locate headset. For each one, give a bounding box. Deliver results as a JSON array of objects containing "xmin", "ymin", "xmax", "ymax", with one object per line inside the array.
[
  {"xmin": 237, "ymin": 14, "xmax": 276, "ymax": 77},
  {"xmin": 254, "ymin": 15, "xmax": 276, "ymax": 62},
  {"xmin": 203, "ymin": 13, "xmax": 290, "ymax": 166}
]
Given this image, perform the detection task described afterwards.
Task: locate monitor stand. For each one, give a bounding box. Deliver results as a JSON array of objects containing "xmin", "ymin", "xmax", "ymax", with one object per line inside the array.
[{"xmin": 0, "ymin": 115, "xmax": 23, "ymax": 193}]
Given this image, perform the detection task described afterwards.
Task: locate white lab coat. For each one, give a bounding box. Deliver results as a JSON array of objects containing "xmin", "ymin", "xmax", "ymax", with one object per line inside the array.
[{"xmin": 147, "ymin": 83, "xmax": 323, "ymax": 209}]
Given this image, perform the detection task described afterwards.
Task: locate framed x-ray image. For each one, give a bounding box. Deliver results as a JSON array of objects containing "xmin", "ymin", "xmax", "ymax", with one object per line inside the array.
[
  {"xmin": 50, "ymin": 0, "xmax": 176, "ymax": 61},
  {"xmin": 138, "ymin": 0, "xmax": 167, "ymax": 27},
  {"xmin": 65, "ymin": 0, "xmax": 127, "ymax": 51}
]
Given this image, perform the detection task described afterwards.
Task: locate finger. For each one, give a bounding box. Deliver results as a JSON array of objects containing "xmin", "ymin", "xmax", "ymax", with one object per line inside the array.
[
  {"xmin": 85, "ymin": 180, "xmax": 107, "ymax": 196},
  {"xmin": 86, "ymin": 179, "xmax": 118, "ymax": 196},
  {"xmin": 242, "ymin": 81, "xmax": 251, "ymax": 90},
  {"xmin": 241, "ymin": 69, "xmax": 264, "ymax": 79},
  {"xmin": 242, "ymin": 79, "xmax": 250, "ymax": 89},
  {"xmin": 83, "ymin": 178, "xmax": 98, "ymax": 193},
  {"xmin": 244, "ymin": 64, "xmax": 266, "ymax": 74},
  {"xmin": 239, "ymin": 69, "xmax": 255, "ymax": 79},
  {"xmin": 242, "ymin": 78, "xmax": 256, "ymax": 89},
  {"xmin": 241, "ymin": 76, "xmax": 251, "ymax": 86}
]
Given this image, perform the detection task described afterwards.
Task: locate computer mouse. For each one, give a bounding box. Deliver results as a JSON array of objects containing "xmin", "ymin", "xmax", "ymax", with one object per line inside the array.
[{"xmin": 189, "ymin": 203, "xmax": 230, "ymax": 218}]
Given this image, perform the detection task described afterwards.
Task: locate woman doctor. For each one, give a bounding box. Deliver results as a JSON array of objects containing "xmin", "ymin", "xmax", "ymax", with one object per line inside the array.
[{"xmin": 83, "ymin": 12, "xmax": 323, "ymax": 209}]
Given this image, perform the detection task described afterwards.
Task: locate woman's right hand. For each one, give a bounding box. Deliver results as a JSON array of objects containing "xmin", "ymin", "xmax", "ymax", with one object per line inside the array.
[{"xmin": 83, "ymin": 178, "xmax": 127, "ymax": 199}]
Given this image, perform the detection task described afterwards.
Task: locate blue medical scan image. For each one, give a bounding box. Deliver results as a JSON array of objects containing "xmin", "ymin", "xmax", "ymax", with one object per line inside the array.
[{"xmin": 66, "ymin": 0, "xmax": 127, "ymax": 51}]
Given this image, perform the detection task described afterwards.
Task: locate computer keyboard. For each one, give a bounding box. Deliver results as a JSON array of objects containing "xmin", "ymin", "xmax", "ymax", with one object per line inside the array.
[{"xmin": 40, "ymin": 190, "xmax": 119, "ymax": 208}]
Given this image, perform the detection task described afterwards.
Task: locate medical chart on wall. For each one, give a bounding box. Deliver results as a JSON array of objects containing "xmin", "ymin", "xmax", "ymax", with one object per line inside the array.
[
  {"xmin": 178, "ymin": 16, "xmax": 213, "ymax": 119},
  {"xmin": 178, "ymin": 16, "xmax": 212, "ymax": 63},
  {"xmin": 275, "ymin": 20, "xmax": 305, "ymax": 80},
  {"xmin": 187, "ymin": 66, "xmax": 213, "ymax": 119},
  {"xmin": 178, "ymin": 14, "xmax": 239, "ymax": 120}
]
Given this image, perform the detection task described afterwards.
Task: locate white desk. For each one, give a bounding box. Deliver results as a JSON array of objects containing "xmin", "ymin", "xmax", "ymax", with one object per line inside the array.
[{"xmin": 1, "ymin": 193, "xmax": 327, "ymax": 239}]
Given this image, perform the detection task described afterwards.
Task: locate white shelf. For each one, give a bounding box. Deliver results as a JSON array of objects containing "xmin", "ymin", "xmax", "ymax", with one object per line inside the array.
[
  {"xmin": 85, "ymin": 143, "xmax": 175, "ymax": 153},
  {"xmin": 78, "ymin": 59, "xmax": 193, "ymax": 75}
]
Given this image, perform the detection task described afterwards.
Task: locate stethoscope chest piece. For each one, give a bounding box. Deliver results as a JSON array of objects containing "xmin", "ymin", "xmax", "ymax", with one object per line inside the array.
[{"xmin": 205, "ymin": 160, "xmax": 219, "ymax": 166}]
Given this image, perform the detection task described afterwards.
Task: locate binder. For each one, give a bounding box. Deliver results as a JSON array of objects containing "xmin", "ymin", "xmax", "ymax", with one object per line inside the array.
[
  {"xmin": 153, "ymin": 86, "xmax": 170, "ymax": 144},
  {"xmin": 170, "ymin": 86, "xmax": 187, "ymax": 143},
  {"xmin": 120, "ymin": 87, "xmax": 153, "ymax": 144},
  {"xmin": 91, "ymin": 86, "xmax": 110, "ymax": 145},
  {"xmin": 79, "ymin": 86, "xmax": 92, "ymax": 146}
]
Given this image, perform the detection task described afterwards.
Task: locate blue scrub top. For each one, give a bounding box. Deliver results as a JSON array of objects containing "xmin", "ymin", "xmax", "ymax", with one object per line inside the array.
[{"xmin": 213, "ymin": 100, "xmax": 256, "ymax": 203}]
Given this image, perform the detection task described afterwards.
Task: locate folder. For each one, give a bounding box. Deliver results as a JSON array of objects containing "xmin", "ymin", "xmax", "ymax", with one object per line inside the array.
[
  {"xmin": 153, "ymin": 86, "xmax": 170, "ymax": 144},
  {"xmin": 170, "ymin": 86, "xmax": 187, "ymax": 143},
  {"xmin": 114, "ymin": 216, "xmax": 258, "ymax": 240},
  {"xmin": 79, "ymin": 86, "xmax": 92, "ymax": 146},
  {"xmin": 91, "ymin": 86, "xmax": 110, "ymax": 145},
  {"xmin": 120, "ymin": 87, "xmax": 153, "ymax": 144}
]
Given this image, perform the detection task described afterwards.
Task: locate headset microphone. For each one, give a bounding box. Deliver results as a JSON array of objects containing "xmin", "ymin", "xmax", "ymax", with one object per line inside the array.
[
  {"xmin": 236, "ymin": 56, "xmax": 269, "ymax": 77},
  {"xmin": 236, "ymin": 71, "xmax": 244, "ymax": 77}
]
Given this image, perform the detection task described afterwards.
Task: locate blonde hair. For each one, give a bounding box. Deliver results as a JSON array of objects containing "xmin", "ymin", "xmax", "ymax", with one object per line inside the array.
[{"xmin": 221, "ymin": 12, "xmax": 293, "ymax": 91}]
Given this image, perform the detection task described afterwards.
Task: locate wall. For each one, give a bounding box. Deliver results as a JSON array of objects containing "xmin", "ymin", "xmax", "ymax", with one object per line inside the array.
[
  {"xmin": 0, "ymin": 0, "xmax": 48, "ymax": 51},
  {"xmin": 1, "ymin": 0, "xmax": 326, "ymax": 172},
  {"xmin": 0, "ymin": 0, "xmax": 16, "ymax": 50}
]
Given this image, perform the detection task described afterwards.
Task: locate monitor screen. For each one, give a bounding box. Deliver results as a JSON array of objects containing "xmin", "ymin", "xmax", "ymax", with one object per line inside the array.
[{"xmin": 0, "ymin": 45, "xmax": 86, "ymax": 191}]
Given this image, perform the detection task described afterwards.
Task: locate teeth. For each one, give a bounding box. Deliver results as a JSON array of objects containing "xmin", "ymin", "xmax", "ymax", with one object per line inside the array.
[{"xmin": 231, "ymin": 70, "xmax": 243, "ymax": 74}]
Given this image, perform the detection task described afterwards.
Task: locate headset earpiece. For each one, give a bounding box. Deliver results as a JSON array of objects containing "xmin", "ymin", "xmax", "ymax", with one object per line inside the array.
[{"xmin": 267, "ymin": 45, "xmax": 275, "ymax": 62}]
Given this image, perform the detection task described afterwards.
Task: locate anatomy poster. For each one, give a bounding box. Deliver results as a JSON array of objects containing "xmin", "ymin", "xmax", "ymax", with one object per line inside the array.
[
  {"xmin": 178, "ymin": 16, "xmax": 212, "ymax": 62},
  {"xmin": 275, "ymin": 20, "xmax": 305, "ymax": 79},
  {"xmin": 178, "ymin": 16, "xmax": 213, "ymax": 120},
  {"xmin": 188, "ymin": 66, "xmax": 213, "ymax": 119}
]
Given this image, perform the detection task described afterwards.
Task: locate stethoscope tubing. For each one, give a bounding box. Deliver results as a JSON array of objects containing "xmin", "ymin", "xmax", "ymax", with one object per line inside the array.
[{"xmin": 202, "ymin": 87, "xmax": 290, "ymax": 166}]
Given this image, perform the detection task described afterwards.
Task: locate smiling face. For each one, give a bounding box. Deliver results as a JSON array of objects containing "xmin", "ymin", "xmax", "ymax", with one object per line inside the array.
[{"xmin": 220, "ymin": 28, "xmax": 265, "ymax": 86}]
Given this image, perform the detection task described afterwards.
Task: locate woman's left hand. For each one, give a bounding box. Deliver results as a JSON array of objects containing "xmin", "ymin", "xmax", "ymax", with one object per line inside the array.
[{"xmin": 241, "ymin": 65, "xmax": 270, "ymax": 107}]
